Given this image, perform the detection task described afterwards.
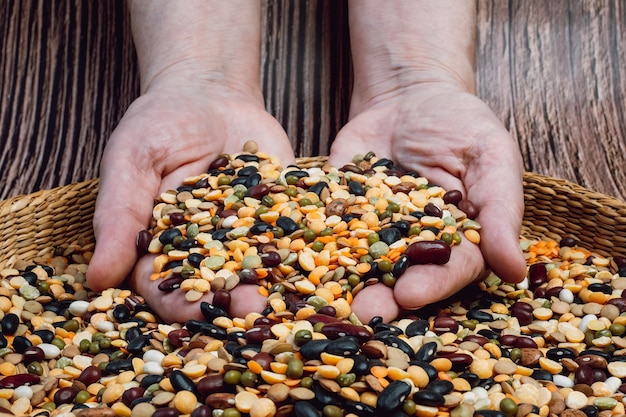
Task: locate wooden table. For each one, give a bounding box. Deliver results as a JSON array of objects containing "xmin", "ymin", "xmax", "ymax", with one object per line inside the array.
[{"xmin": 2, "ymin": 0, "xmax": 626, "ymax": 203}]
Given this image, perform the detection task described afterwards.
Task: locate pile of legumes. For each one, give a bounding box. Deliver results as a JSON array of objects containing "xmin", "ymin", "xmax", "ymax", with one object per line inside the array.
[{"xmin": 0, "ymin": 145, "xmax": 626, "ymax": 417}]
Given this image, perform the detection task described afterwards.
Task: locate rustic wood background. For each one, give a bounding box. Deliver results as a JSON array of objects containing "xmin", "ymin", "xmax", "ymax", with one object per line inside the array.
[{"xmin": 2, "ymin": 0, "xmax": 626, "ymax": 203}]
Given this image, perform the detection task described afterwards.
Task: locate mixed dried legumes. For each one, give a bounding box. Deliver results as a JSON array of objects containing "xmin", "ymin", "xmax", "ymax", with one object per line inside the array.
[{"xmin": 0, "ymin": 145, "xmax": 626, "ymax": 416}]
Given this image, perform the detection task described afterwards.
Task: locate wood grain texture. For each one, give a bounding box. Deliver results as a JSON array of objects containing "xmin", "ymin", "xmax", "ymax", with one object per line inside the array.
[{"xmin": 2, "ymin": 0, "xmax": 626, "ymax": 203}]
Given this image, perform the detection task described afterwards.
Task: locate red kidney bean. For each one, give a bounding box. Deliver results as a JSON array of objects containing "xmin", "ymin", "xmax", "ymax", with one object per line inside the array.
[
  {"xmin": 197, "ymin": 375, "xmax": 227, "ymax": 397},
  {"xmin": 510, "ymin": 301, "xmax": 534, "ymax": 326},
  {"xmin": 169, "ymin": 212, "xmax": 186, "ymax": 226},
  {"xmin": 251, "ymin": 352, "xmax": 274, "ymax": 371},
  {"xmin": 205, "ymin": 393, "xmax": 236, "ymax": 409},
  {"xmin": 432, "ymin": 316, "xmax": 459, "ymax": 334},
  {"xmin": 424, "ymin": 203, "xmax": 443, "ymax": 217},
  {"xmin": 253, "ymin": 317, "xmax": 280, "ymax": 326},
  {"xmin": 499, "ymin": 335, "xmax": 519, "ymax": 346},
  {"xmin": 136, "ymin": 230, "xmax": 152, "ymax": 255},
  {"xmin": 406, "ymin": 240, "xmax": 451, "ymax": 265},
  {"xmin": 575, "ymin": 364, "xmax": 594, "ymax": 385},
  {"xmin": 168, "ymin": 329, "xmax": 192, "ymax": 348},
  {"xmin": 608, "ymin": 297, "xmax": 626, "ymax": 312},
  {"xmin": 319, "ymin": 323, "xmax": 373, "ymax": 343},
  {"xmin": 122, "ymin": 386, "xmax": 146, "ymax": 407},
  {"xmin": 305, "ymin": 314, "xmax": 340, "ymax": 325},
  {"xmin": 463, "ymin": 334, "xmax": 490, "ymax": 345},
  {"xmin": 0, "ymin": 374, "xmax": 40, "ymax": 388},
  {"xmin": 22, "ymin": 346, "xmax": 45, "ymax": 364},
  {"xmin": 158, "ymin": 276, "xmax": 184, "ymax": 292},
  {"xmin": 191, "ymin": 405, "xmax": 212, "ymax": 417},
  {"xmin": 153, "ymin": 408, "xmax": 181, "ymax": 417},
  {"xmin": 515, "ymin": 336, "xmax": 539, "ymax": 349},
  {"xmin": 239, "ymin": 268, "xmax": 259, "ymax": 284},
  {"xmin": 209, "ymin": 156, "xmax": 229, "ymax": 171},
  {"xmin": 317, "ymin": 306, "xmax": 337, "ymax": 317},
  {"xmin": 443, "ymin": 190, "xmax": 463, "ymax": 205},
  {"xmin": 528, "ymin": 263, "xmax": 548, "ymax": 289},
  {"xmin": 77, "ymin": 365, "xmax": 102, "ymax": 386},
  {"xmin": 54, "ymin": 386, "xmax": 77, "ymax": 405},
  {"xmin": 457, "ymin": 199, "xmax": 478, "ymax": 218},
  {"xmin": 245, "ymin": 325, "xmax": 274, "ymax": 344},
  {"xmin": 545, "ymin": 286, "xmax": 563, "ymax": 299},
  {"xmin": 247, "ymin": 183, "xmax": 270, "ymax": 199},
  {"xmin": 212, "ymin": 289, "xmax": 231, "ymax": 312},
  {"xmin": 438, "ymin": 353, "xmax": 473, "ymax": 371},
  {"xmin": 260, "ymin": 251, "xmax": 282, "ymax": 267}
]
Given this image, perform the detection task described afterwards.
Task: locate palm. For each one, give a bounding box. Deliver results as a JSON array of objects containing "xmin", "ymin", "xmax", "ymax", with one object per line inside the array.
[
  {"xmin": 87, "ymin": 88, "xmax": 294, "ymax": 322},
  {"xmin": 330, "ymin": 86, "xmax": 526, "ymax": 322}
]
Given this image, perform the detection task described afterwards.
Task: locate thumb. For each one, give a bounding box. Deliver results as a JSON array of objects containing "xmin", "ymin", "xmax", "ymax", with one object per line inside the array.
[{"xmin": 86, "ymin": 154, "xmax": 157, "ymax": 292}]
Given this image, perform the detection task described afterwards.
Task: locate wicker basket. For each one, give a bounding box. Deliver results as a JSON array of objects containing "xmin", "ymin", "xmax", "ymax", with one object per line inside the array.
[{"xmin": 1, "ymin": 157, "xmax": 626, "ymax": 268}]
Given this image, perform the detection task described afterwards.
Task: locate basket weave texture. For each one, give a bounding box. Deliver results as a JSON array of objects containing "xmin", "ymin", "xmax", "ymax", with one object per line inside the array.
[{"xmin": 1, "ymin": 156, "xmax": 625, "ymax": 267}]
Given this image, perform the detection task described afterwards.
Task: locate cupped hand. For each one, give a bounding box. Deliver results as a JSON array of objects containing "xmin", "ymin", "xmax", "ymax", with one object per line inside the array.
[
  {"xmin": 328, "ymin": 83, "xmax": 527, "ymax": 323},
  {"xmin": 86, "ymin": 83, "xmax": 294, "ymax": 322}
]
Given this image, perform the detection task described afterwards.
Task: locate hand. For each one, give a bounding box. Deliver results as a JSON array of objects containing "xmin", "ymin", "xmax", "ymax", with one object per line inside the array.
[
  {"xmin": 86, "ymin": 82, "xmax": 295, "ymax": 322},
  {"xmin": 328, "ymin": 82, "xmax": 527, "ymax": 323}
]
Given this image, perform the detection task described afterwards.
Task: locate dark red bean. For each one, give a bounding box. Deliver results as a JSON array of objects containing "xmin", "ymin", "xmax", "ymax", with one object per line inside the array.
[
  {"xmin": 54, "ymin": 386, "xmax": 77, "ymax": 405},
  {"xmin": 463, "ymin": 334, "xmax": 490, "ymax": 346},
  {"xmin": 245, "ymin": 325, "xmax": 274, "ymax": 344},
  {"xmin": 0, "ymin": 374, "xmax": 40, "ymax": 388},
  {"xmin": 528, "ymin": 263, "xmax": 548, "ymax": 289},
  {"xmin": 443, "ymin": 190, "xmax": 463, "ymax": 205},
  {"xmin": 608, "ymin": 297, "xmax": 626, "ymax": 313},
  {"xmin": 168, "ymin": 329, "xmax": 192, "ymax": 348},
  {"xmin": 510, "ymin": 301, "xmax": 534, "ymax": 326},
  {"xmin": 219, "ymin": 209, "xmax": 237, "ymax": 218},
  {"xmin": 559, "ymin": 236, "xmax": 577, "ymax": 247},
  {"xmin": 440, "ymin": 353, "xmax": 473, "ymax": 371},
  {"xmin": 575, "ymin": 364, "xmax": 594, "ymax": 385},
  {"xmin": 158, "ymin": 276, "xmax": 184, "ymax": 292},
  {"xmin": 499, "ymin": 335, "xmax": 519, "ymax": 346},
  {"xmin": 424, "ymin": 203, "xmax": 442, "ymax": 218},
  {"xmin": 122, "ymin": 386, "xmax": 146, "ymax": 407},
  {"xmin": 197, "ymin": 375, "xmax": 226, "ymax": 397},
  {"xmin": 22, "ymin": 346, "xmax": 45, "ymax": 364},
  {"xmin": 247, "ymin": 183, "xmax": 270, "ymax": 199},
  {"xmin": 209, "ymin": 155, "xmax": 229, "ymax": 171},
  {"xmin": 614, "ymin": 256, "xmax": 626, "ymax": 268},
  {"xmin": 515, "ymin": 336, "xmax": 538, "ymax": 349},
  {"xmin": 405, "ymin": 240, "xmax": 451, "ymax": 265},
  {"xmin": 457, "ymin": 199, "xmax": 478, "ymax": 218},
  {"xmin": 77, "ymin": 366, "xmax": 102, "ymax": 386},
  {"xmin": 251, "ymin": 352, "xmax": 273, "ymax": 371},
  {"xmin": 205, "ymin": 393, "xmax": 236, "ymax": 409},
  {"xmin": 305, "ymin": 314, "xmax": 340, "ymax": 325},
  {"xmin": 238, "ymin": 269, "xmax": 259, "ymax": 284},
  {"xmin": 136, "ymin": 230, "xmax": 152, "ymax": 255},
  {"xmin": 260, "ymin": 251, "xmax": 282, "ymax": 267},
  {"xmin": 212, "ymin": 289, "xmax": 231, "ymax": 312},
  {"xmin": 317, "ymin": 306, "xmax": 337, "ymax": 317},
  {"xmin": 320, "ymin": 322, "xmax": 373, "ymax": 343},
  {"xmin": 432, "ymin": 316, "xmax": 459, "ymax": 334},
  {"xmin": 253, "ymin": 317, "xmax": 280, "ymax": 326},
  {"xmin": 153, "ymin": 408, "xmax": 181, "ymax": 417},
  {"xmin": 191, "ymin": 405, "xmax": 212, "ymax": 417},
  {"xmin": 169, "ymin": 212, "xmax": 186, "ymax": 226},
  {"xmin": 544, "ymin": 286, "xmax": 563, "ymax": 299}
]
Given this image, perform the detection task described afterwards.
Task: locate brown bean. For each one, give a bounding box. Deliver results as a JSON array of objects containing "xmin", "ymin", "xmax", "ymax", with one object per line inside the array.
[
  {"xmin": 432, "ymin": 316, "xmax": 459, "ymax": 334},
  {"xmin": 457, "ymin": 199, "xmax": 478, "ymax": 218},
  {"xmin": 443, "ymin": 190, "xmax": 463, "ymax": 204},
  {"xmin": 325, "ymin": 198, "xmax": 347, "ymax": 217}
]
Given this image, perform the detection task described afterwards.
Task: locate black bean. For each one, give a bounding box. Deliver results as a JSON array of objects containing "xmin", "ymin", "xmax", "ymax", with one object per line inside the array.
[
  {"xmin": 311, "ymin": 382, "xmax": 342, "ymax": 407},
  {"xmin": 308, "ymin": 181, "xmax": 328, "ymax": 196},
  {"xmin": 159, "ymin": 228, "xmax": 182, "ymax": 245},
  {"xmin": 546, "ymin": 348, "xmax": 577, "ymax": 362},
  {"xmin": 377, "ymin": 380, "xmax": 412, "ymax": 412},
  {"xmin": 474, "ymin": 411, "xmax": 507, "ymax": 417},
  {"xmin": 581, "ymin": 405, "xmax": 600, "ymax": 417},
  {"xmin": 426, "ymin": 379, "xmax": 454, "ymax": 395},
  {"xmin": 414, "ymin": 342, "xmax": 438, "ymax": 362},
  {"xmin": 236, "ymin": 154, "xmax": 259, "ymax": 163},
  {"xmin": 348, "ymin": 181, "xmax": 365, "ymax": 196},
  {"xmin": 376, "ymin": 335, "xmax": 414, "ymax": 358},
  {"xmin": 185, "ymin": 320, "xmax": 228, "ymax": 340},
  {"xmin": 325, "ymin": 336, "xmax": 361, "ymax": 356},
  {"xmin": 378, "ymin": 228, "xmax": 403, "ymax": 245},
  {"xmin": 299, "ymin": 339, "xmax": 331, "ymax": 360},
  {"xmin": 344, "ymin": 400, "xmax": 376, "ymax": 417},
  {"xmin": 560, "ymin": 236, "xmax": 577, "ymax": 247},
  {"xmin": 404, "ymin": 319, "xmax": 430, "ymax": 337},
  {"xmin": 126, "ymin": 335, "xmax": 150, "ymax": 356},
  {"xmin": 124, "ymin": 327, "xmax": 142, "ymax": 342},
  {"xmin": 32, "ymin": 330, "xmax": 54, "ymax": 343},
  {"xmin": 588, "ymin": 283, "xmax": 612, "ymax": 294},
  {"xmin": 140, "ymin": 374, "xmax": 164, "ymax": 388},
  {"xmin": 276, "ymin": 216, "xmax": 298, "ymax": 234},
  {"xmin": 200, "ymin": 302, "xmax": 229, "ymax": 323},
  {"xmin": 12, "ymin": 335, "xmax": 32, "ymax": 353},
  {"xmin": 409, "ymin": 361, "xmax": 438, "ymax": 382},
  {"xmin": 531, "ymin": 369, "xmax": 553, "ymax": 381},
  {"xmin": 466, "ymin": 309, "xmax": 494, "ymax": 322},
  {"xmin": 1, "ymin": 313, "xmax": 19, "ymax": 335},
  {"xmin": 351, "ymin": 355, "xmax": 371, "ymax": 376},
  {"xmin": 371, "ymin": 158, "xmax": 394, "ymax": 169},
  {"xmin": 112, "ymin": 304, "xmax": 131, "ymax": 322},
  {"xmin": 245, "ymin": 173, "xmax": 262, "ymax": 187},
  {"xmin": 170, "ymin": 370, "xmax": 199, "ymax": 398},
  {"xmin": 105, "ymin": 359, "xmax": 133, "ymax": 374},
  {"xmin": 294, "ymin": 401, "xmax": 322, "ymax": 417},
  {"xmin": 411, "ymin": 389, "xmax": 445, "ymax": 406}
]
